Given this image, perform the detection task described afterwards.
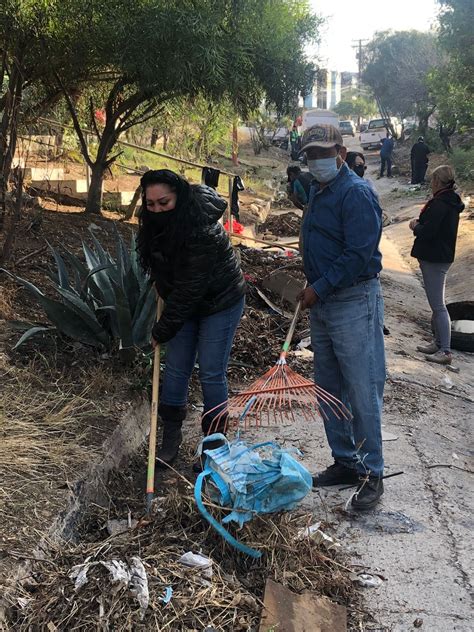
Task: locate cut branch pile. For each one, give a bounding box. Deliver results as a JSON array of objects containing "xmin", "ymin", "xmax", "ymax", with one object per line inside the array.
[{"xmin": 258, "ymin": 211, "xmax": 301, "ymax": 237}]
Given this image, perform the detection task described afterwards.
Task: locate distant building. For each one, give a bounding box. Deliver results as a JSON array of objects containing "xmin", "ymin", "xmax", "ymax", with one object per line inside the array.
[{"xmin": 303, "ymin": 69, "xmax": 341, "ymax": 110}]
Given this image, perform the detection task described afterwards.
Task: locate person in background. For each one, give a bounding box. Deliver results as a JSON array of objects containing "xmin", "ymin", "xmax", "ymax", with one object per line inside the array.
[
  {"xmin": 346, "ymin": 151, "xmax": 378, "ymax": 196},
  {"xmin": 137, "ymin": 169, "xmax": 245, "ymax": 468},
  {"xmin": 286, "ymin": 165, "xmax": 313, "ymax": 210},
  {"xmin": 379, "ymin": 131, "xmax": 394, "ymax": 178},
  {"xmin": 409, "ymin": 165, "xmax": 464, "ymax": 365},
  {"xmin": 298, "ymin": 124, "xmax": 386, "ymax": 510},
  {"xmin": 411, "ymin": 136, "xmax": 430, "ymax": 185},
  {"xmin": 290, "ymin": 125, "xmax": 300, "ymax": 160}
]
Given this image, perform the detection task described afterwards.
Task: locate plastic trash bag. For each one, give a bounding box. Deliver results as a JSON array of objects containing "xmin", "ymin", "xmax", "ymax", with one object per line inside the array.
[{"xmin": 194, "ymin": 434, "xmax": 312, "ymax": 558}]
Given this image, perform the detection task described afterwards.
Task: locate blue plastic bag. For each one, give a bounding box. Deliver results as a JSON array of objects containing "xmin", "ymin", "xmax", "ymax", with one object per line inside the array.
[{"xmin": 194, "ymin": 434, "xmax": 312, "ymax": 558}]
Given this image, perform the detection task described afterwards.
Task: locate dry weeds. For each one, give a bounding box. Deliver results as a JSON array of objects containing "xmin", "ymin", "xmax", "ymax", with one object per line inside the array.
[{"xmin": 8, "ymin": 489, "xmax": 362, "ymax": 631}]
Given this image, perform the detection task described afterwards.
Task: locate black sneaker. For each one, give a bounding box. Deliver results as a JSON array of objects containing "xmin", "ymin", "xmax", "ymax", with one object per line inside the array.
[
  {"xmin": 351, "ymin": 477, "xmax": 384, "ymax": 510},
  {"xmin": 312, "ymin": 462, "xmax": 359, "ymax": 487}
]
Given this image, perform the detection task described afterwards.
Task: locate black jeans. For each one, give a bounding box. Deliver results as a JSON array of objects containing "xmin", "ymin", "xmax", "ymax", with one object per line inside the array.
[
  {"xmin": 411, "ymin": 161, "xmax": 427, "ymax": 184},
  {"xmin": 380, "ymin": 156, "xmax": 392, "ymax": 177}
]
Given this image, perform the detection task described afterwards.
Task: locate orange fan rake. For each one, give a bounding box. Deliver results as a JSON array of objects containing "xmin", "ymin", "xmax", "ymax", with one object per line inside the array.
[{"xmin": 206, "ymin": 299, "xmax": 352, "ymax": 433}]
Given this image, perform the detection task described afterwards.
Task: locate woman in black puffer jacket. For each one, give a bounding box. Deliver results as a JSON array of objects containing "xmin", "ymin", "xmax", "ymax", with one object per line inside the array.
[
  {"xmin": 409, "ymin": 164, "xmax": 464, "ymax": 365},
  {"xmin": 137, "ymin": 169, "xmax": 245, "ymax": 467}
]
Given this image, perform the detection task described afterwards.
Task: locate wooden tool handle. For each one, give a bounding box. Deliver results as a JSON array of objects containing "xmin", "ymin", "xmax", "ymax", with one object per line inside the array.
[{"xmin": 146, "ymin": 297, "xmax": 163, "ymax": 513}]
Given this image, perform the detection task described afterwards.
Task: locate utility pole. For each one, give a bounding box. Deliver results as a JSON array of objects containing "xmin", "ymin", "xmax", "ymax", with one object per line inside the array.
[{"xmin": 351, "ymin": 39, "xmax": 369, "ymax": 126}]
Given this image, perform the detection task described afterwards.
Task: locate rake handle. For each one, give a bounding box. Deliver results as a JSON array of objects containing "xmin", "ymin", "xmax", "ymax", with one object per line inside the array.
[
  {"xmin": 146, "ymin": 297, "xmax": 163, "ymax": 514},
  {"xmin": 281, "ymin": 282, "xmax": 307, "ymax": 357}
]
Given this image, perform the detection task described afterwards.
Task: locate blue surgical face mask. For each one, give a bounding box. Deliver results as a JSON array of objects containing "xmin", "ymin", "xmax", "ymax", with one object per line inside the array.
[{"xmin": 307, "ymin": 157, "xmax": 340, "ymax": 183}]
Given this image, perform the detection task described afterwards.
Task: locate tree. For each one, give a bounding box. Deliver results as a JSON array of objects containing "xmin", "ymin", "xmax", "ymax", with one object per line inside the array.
[
  {"xmin": 429, "ymin": 0, "xmax": 474, "ymax": 141},
  {"xmin": 362, "ymin": 30, "xmax": 440, "ymax": 133},
  {"xmin": 334, "ymin": 90, "xmax": 378, "ymax": 120},
  {"xmin": 51, "ymin": 0, "xmax": 319, "ymax": 214}
]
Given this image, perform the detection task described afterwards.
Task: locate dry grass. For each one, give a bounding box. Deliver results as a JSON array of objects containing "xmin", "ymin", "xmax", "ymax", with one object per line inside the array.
[
  {"xmin": 0, "ymin": 284, "xmax": 18, "ymax": 320},
  {"xmin": 8, "ymin": 488, "xmax": 364, "ymax": 631},
  {"xmin": 0, "ymin": 366, "xmax": 107, "ymax": 554}
]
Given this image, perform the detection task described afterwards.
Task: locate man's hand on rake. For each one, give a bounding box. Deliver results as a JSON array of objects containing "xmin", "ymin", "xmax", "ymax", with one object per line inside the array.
[{"xmin": 299, "ymin": 286, "xmax": 318, "ymax": 309}]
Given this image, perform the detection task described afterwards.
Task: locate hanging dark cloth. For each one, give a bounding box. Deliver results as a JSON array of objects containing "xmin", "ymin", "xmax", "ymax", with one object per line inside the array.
[
  {"xmin": 201, "ymin": 167, "xmax": 220, "ymax": 189},
  {"xmin": 231, "ymin": 175, "xmax": 245, "ymax": 220}
]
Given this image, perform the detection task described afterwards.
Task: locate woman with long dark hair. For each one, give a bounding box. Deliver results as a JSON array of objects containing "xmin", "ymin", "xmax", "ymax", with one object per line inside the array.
[
  {"xmin": 410, "ymin": 165, "xmax": 464, "ymax": 365},
  {"xmin": 137, "ymin": 169, "xmax": 245, "ymax": 467}
]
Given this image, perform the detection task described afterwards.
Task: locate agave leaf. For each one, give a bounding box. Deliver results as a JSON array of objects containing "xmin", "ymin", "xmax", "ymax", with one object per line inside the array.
[
  {"xmin": 122, "ymin": 265, "xmax": 140, "ymax": 315},
  {"xmin": 82, "ymin": 242, "xmax": 116, "ymax": 306},
  {"xmin": 55, "ymin": 286, "xmax": 108, "ymax": 342},
  {"xmin": 13, "ymin": 326, "xmax": 55, "ymax": 349},
  {"xmin": 115, "ymin": 223, "xmax": 131, "ymax": 273},
  {"xmin": 110, "ymin": 278, "xmax": 134, "ymax": 351},
  {"xmin": 47, "ymin": 242, "xmax": 70, "ymax": 290},
  {"xmin": 88, "ymin": 228, "xmax": 114, "ymax": 266},
  {"xmin": 4, "ymin": 271, "xmax": 107, "ymax": 347},
  {"xmin": 82, "ymin": 241, "xmax": 101, "ymax": 272},
  {"xmin": 132, "ymin": 285, "xmax": 157, "ymax": 348}
]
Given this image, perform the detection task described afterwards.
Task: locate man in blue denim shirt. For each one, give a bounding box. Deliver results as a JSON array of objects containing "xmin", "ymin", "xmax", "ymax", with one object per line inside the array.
[{"xmin": 299, "ymin": 124, "xmax": 386, "ymax": 510}]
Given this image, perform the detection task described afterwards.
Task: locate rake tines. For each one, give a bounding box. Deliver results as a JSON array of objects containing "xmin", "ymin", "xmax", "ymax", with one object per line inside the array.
[{"xmin": 205, "ymin": 295, "xmax": 352, "ymax": 434}]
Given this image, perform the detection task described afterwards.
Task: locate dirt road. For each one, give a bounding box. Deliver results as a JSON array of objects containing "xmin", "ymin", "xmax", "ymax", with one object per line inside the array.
[{"xmin": 238, "ymin": 141, "xmax": 473, "ymax": 631}]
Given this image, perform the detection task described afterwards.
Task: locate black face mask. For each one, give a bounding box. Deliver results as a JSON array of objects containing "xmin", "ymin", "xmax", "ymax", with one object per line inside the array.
[
  {"xmin": 147, "ymin": 209, "xmax": 175, "ymax": 231},
  {"xmin": 353, "ymin": 165, "xmax": 366, "ymax": 179}
]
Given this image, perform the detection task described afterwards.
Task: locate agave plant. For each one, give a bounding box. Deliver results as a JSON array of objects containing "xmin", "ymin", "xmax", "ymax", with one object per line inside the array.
[{"xmin": 3, "ymin": 226, "xmax": 156, "ymax": 357}]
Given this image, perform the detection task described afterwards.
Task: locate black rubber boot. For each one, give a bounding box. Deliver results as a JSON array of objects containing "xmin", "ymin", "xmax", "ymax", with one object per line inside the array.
[{"xmin": 156, "ymin": 403, "xmax": 187, "ymax": 469}]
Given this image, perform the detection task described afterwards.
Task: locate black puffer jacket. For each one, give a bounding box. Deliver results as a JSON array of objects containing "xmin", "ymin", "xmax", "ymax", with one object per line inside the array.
[
  {"xmin": 411, "ymin": 188, "xmax": 464, "ymax": 263},
  {"xmin": 150, "ymin": 185, "xmax": 245, "ymax": 343}
]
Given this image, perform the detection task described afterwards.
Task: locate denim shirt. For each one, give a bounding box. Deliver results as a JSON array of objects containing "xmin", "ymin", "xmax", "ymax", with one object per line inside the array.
[{"xmin": 302, "ymin": 163, "xmax": 382, "ymax": 301}]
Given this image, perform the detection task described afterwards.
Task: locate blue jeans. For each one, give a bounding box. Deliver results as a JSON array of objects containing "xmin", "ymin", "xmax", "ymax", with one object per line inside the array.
[
  {"xmin": 310, "ymin": 279, "xmax": 386, "ymax": 477},
  {"xmin": 161, "ymin": 297, "xmax": 244, "ymax": 428}
]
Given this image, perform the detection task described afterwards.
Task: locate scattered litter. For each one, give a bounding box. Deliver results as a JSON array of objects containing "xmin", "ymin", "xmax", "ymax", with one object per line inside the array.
[
  {"xmin": 106, "ymin": 517, "xmax": 138, "ymax": 536},
  {"xmin": 293, "ymin": 347, "xmax": 314, "ymax": 359},
  {"xmin": 159, "ymin": 586, "xmax": 173, "ymax": 604},
  {"xmin": 260, "ymin": 579, "xmax": 347, "ymax": 631},
  {"xmin": 452, "ymin": 452, "xmax": 459, "ymax": 460},
  {"xmin": 413, "ymin": 617, "xmax": 424, "ymax": 628},
  {"xmin": 69, "ymin": 556, "xmax": 150, "ymax": 619},
  {"xmin": 352, "ymin": 572, "xmax": 384, "ymax": 588},
  {"xmin": 442, "ymin": 376, "xmax": 454, "ymax": 390},
  {"xmin": 178, "ymin": 552, "xmax": 213, "ymax": 579},
  {"xmin": 296, "ymin": 335, "xmax": 312, "ymax": 350},
  {"xmin": 446, "ymin": 365, "xmax": 460, "ymax": 374},
  {"xmin": 382, "ymin": 430, "xmax": 399, "ymax": 442},
  {"xmin": 295, "ymin": 522, "xmax": 341, "ymax": 550}
]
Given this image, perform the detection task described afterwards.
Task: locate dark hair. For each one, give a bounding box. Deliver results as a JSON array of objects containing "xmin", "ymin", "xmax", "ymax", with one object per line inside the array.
[
  {"xmin": 346, "ymin": 151, "xmax": 365, "ymax": 170},
  {"xmin": 137, "ymin": 169, "xmax": 204, "ymax": 274},
  {"xmin": 287, "ymin": 165, "xmax": 301, "ymax": 178}
]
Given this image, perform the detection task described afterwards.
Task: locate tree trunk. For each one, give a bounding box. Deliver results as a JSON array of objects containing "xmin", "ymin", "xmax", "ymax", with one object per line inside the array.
[
  {"xmin": 150, "ymin": 127, "xmax": 159, "ymax": 148},
  {"xmin": 232, "ymin": 119, "xmax": 239, "ymax": 165},
  {"xmin": 85, "ymin": 162, "xmax": 106, "ymax": 214},
  {"xmin": 163, "ymin": 130, "xmax": 169, "ymax": 151},
  {"xmin": 124, "ymin": 184, "xmax": 142, "ymax": 220}
]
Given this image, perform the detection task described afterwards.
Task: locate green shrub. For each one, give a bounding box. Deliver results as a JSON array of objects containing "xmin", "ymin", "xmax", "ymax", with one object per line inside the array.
[
  {"xmin": 3, "ymin": 227, "xmax": 156, "ymax": 359},
  {"xmin": 451, "ymin": 147, "xmax": 474, "ymax": 183}
]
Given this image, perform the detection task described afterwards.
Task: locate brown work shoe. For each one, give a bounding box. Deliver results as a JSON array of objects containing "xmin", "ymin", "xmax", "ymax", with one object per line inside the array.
[{"xmin": 425, "ymin": 350, "xmax": 452, "ymax": 365}]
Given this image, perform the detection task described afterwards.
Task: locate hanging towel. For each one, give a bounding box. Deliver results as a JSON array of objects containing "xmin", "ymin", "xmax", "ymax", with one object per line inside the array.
[
  {"xmin": 231, "ymin": 175, "xmax": 245, "ymax": 220},
  {"xmin": 201, "ymin": 167, "xmax": 220, "ymax": 189}
]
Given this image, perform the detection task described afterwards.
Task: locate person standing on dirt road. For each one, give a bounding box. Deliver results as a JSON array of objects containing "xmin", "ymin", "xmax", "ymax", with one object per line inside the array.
[
  {"xmin": 410, "ymin": 164, "xmax": 464, "ymax": 365},
  {"xmin": 298, "ymin": 124, "xmax": 386, "ymax": 511},
  {"xmin": 379, "ymin": 131, "xmax": 394, "ymax": 178},
  {"xmin": 137, "ymin": 169, "xmax": 245, "ymax": 470},
  {"xmin": 410, "ymin": 136, "xmax": 430, "ymax": 185}
]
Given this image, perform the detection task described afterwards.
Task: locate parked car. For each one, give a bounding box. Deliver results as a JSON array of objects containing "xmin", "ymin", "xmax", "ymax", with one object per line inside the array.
[
  {"xmin": 339, "ymin": 120, "xmax": 356, "ymax": 137},
  {"xmin": 359, "ymin": 122, "xmax": 369, "ymax": 133},
  {"xmin": 360, "ymin": 117, "xmax": 402, "ymax": 150}
]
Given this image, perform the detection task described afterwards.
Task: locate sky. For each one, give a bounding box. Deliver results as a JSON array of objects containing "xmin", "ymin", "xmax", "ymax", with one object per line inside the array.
[{"xmin": 309, "ymin": 0, "xmax": 440, "ymax": 73}]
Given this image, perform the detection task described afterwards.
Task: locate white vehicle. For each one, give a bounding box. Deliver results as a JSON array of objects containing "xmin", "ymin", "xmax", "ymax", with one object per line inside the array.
[
  {"xmin": 301, "ymin": 108, "xmax": 339, "ymax": 132},
  {"xmin": 360, "ymin": 117, "xmax": 402, "ymax": 150}
]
